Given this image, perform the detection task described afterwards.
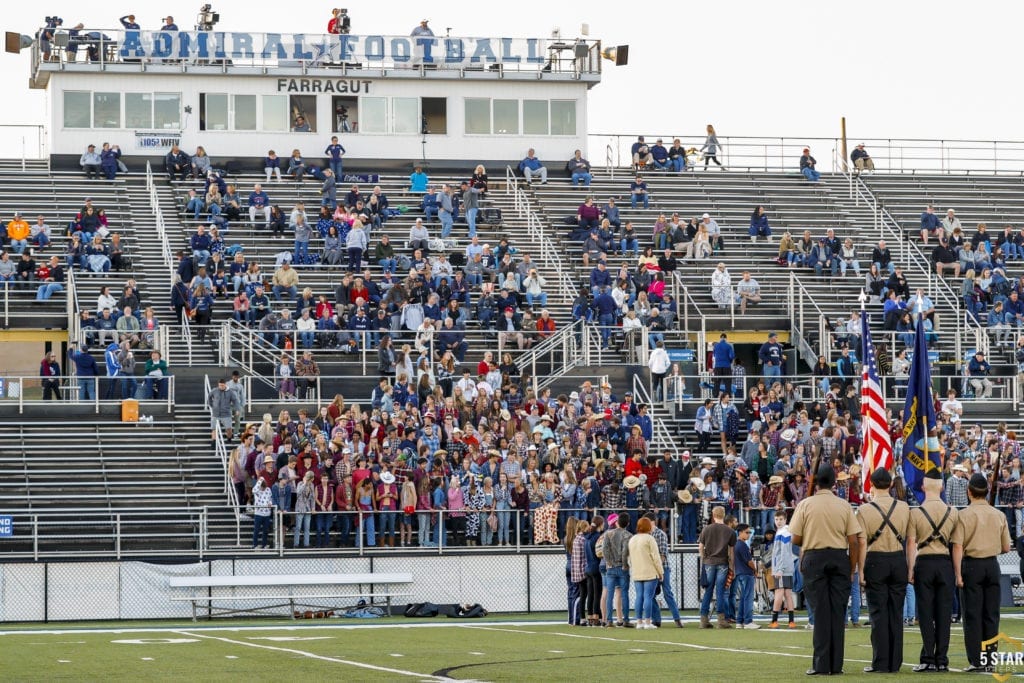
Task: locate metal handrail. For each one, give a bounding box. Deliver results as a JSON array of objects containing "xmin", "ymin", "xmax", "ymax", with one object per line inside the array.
[
  {"xmin": 514, "ymin": 318, "xmax": 586, "ymax": 393},
  {"xmin": 206, "ymin": 375, "xmax": 243, "ymax": 537},
  {"xmin": 5, "ymin": 373, "xmax": 174, "ymax": 413},
  {"xmin": 588, "ymin": 134, "xmax": 1024, "ymax": 176},
  {"xmin": 788, "ymin": 271, "xmax": 832, "ymax": 367},
  {"xmin": 145, "ymin": 161, "xmax": 174, "ymax": 289},
  {"xmin": 631, "ymin": 371, "xmax": 679, "ymax": 456},
  {"xmin": 843, "ymin": 172, "xmax": 979, "ymax": 363}
]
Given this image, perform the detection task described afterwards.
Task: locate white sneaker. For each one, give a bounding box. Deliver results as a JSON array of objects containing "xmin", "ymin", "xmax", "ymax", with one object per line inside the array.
[
  {"xmin": 804, "ymin": 624, "xmax": 814, "ymax": 630},
  {"xmin": 744, "ymin": 623, "xmax": 761, "ymax": 629}
]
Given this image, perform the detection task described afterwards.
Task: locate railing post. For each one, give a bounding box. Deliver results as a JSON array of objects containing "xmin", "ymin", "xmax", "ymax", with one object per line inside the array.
[
  {"xmin": 115, "ymin": 514, "xmax": 122, "ymax": 560},
  {"xmin": 32, "ymin": 515, "xmax": 38, "ymax": 561}
]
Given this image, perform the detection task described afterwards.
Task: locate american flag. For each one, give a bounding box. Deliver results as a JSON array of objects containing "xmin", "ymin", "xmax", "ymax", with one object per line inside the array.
[{"xmin": 860, "ymin": 313, "xmax": 893, "ymax": 493}]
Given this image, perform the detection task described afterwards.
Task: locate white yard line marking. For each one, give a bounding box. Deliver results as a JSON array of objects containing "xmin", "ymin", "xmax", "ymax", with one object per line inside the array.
[
  {"xmin": 247, "ymin": 636, "xmax": 334, "ymax": 642},
  {"xmin": 141, "ymin": 657, "xmax": 154, "ymax": 661},
  {"xmin": 225, "ymin": 655, "xmax": 238, "ymax": 659},
  {"xmin": 57, "ymin": 660, "xmax": 70, "ymax": 663},
  {"xmin": 175, "ymin": 630, "xmax": 453, "ymax": 681},
  {"xmin": 0, "ymin": 620, "xmax": 558, "ymax": 636},
  {"xmin": 390, "ymin": 653, "xmax": 404, "ymax": 657},
  {"xmin": 459, "ymin": 625, "xmax": 919, "ymax": 670}
]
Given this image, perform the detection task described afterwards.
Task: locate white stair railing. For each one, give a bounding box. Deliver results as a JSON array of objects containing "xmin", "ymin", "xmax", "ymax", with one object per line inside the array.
[{"xmin": 145, "ymin": 161, "xmax": 175, "ymax": 289}]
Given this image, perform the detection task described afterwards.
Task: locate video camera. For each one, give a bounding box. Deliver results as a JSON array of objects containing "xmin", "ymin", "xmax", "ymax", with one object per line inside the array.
[
  {"xmin": 196, "ymin": 4, "xmax": 220, "ymax": 31},
  {"xmin": 336, "ymin": 8, "xmax": 351, "ymax": 34}
]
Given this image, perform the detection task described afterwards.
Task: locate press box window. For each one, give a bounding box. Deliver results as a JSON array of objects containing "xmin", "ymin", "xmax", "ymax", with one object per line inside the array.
[
  {"xmin": 392, "ymin": 97, "xmax": 420, "ymax": 135},
  {"xmin": 551, "ymin": 100, "xmax": 577, "ymax": 136},
  {"xmin": 153, "ymin": 93, "xmax": 181, "ymax": 129},
  {"xmin": 493, "ymin": 100, "xmax": 518, "ymax": 135},
  {"xmin": 200, "ymin": 93, "xmax": 228, "ymax": 131},
  {"xmin": 63, "ymin": 91, "xmax": 91, "ymax": 128},
  {"xmin": 422, "ymin": 97, "xmax": 446, "ymax": 134},
  {"xmin": 360, "ymin": 97, "xmax": 387, "ymax": 134},
  {"xmin": 332, "ymin": 96, "xmax": 358, "ymax": 133},
  {"xmin": 262, "ymin": 95, "xmax": 288, "ymax": 132},
  {"xmin": 289, "ymin": 95, "xmax": 316, "ymax": 132},
  {"xmin": 523, "ymin": 100, "xmax": 548, "ymax": 136},
  {"xmin": 93, "ymin": 92, "xmax": 121, "ymax": 129},
  {"xmin": 125, "ymin": 93, "xmax": 153, "ymax": 129},
  {"xmin": 233, "ymin": 95, "xmax": 257, "ymax": 131},
  {"xmin": 464, "ymin": 98, "xmax": 490, "ymax": 134}
]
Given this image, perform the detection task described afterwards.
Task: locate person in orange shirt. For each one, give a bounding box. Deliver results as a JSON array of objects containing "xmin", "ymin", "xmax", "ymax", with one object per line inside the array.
[
  {"xmin": 536, "ymin": 309, "xmax": 556, "ymax": 340},
  {"xmin": 6, "ymin": 213, "xmax": 30, "ymax": 254}
]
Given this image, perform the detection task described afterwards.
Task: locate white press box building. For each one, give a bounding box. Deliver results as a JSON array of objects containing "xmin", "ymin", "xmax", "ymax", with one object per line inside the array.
[{"xmin": 30, "ymin": 26, "xmax": 607, "ymax": 171}]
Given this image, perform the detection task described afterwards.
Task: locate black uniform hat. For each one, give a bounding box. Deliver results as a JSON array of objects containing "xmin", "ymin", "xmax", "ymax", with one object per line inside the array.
[{"xmin": 870, "ymin": 468, "xmax": 892, "ymax": 488}]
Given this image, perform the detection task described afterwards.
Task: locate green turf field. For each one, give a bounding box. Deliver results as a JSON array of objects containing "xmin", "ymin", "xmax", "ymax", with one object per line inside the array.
[{"xmin": 2, "ymin": 614, "xmax": 1023, "ymax": 681}]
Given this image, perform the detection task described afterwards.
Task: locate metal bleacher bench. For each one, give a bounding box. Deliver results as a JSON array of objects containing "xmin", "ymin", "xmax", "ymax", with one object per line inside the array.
[{"xmin": 169, "ymin": 572, "xmax": 413, "ymax": 621}]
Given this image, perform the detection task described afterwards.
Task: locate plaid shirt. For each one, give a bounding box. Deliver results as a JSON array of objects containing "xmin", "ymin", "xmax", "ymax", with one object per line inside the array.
[
  {"xmin": 391, "ymin": 464, "xmax": 414, "ymax": 486},
  {"xmin": 998, "ymin": 476, "xmax": 1023, "ymax": 507},
  {"xmin": 602, "ymin": 487, "xmax": 623, "ymax": 510},
  {"xmin": 570, "ymin": 533, "xmax": 588, "ymax": 583},
  {"xmin": 650, "ymin": 525, "xmax": 669, "ymax": 564},
  {"xmin": 947, "ymin": 475, "xmax": 969, "ymax": 507},
  {"xmin": 501, "ymin": 458, "xmax": 523, "ymax": 482}
]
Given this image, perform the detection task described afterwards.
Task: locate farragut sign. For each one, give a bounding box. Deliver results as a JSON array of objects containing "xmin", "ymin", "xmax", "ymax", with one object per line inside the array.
[
  {"xmin": 277, "ymin": 79, "xmax": 371, "ymax": 93},
  {"xmin": 118, "ymin": 31, "xmax": 548, "ymax": 66}
]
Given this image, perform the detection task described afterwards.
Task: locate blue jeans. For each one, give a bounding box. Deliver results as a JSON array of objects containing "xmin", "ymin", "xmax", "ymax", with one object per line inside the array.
[
  {"xmin": 700, "ymin": 563, "xmax": 730, "ymax": 617},
  {"xmin": 670, "ymin": 157, "xmax": 685, "ymax": 172},
  {"xmin": 802, "ymin": 167, "xmax": 821, "ymax": 182},
  {"xmin": 496, "ymin": 504, "xmax": 511, "ymax": 544},
  {"xmin": 36, "ymin": 283, "xmax": 64, "ymax": 300},
  {"xmin": 144, "ymin": 377, "xmax": 168, "ymax": 399},
  {"xmin": 681, "ymin": 506, "xmax": 697, "ymax": 543},
  {"xmin": 764, "ymin": 365, "xmax": 782, "ymax": 381},
  {"xmin": 440, "ymin": 211, "xmax": 453, "ymax": 238},
  {"xmin": 620, "ymin": 238, "xmax": 638, "ymax": 256},
  {"xmin": 186, "ymin": 197, "xmax": 204, "ymax": 219},
  {"xmin": 654, "ymin": 563, "xmax": 682, "ymax": 624},
  {"xmin": 252, "ymin": 514, "xmax": 272, "ymax": 547},
  {"xmin": 634, "ymin": 579, "xmax": 658, "ymax": 621},
  {"xmin": 847, "ymin": 571, "xmax": 861, "ymax": 624},
  {"xmin": 604, "ymin": 567, "xmax": 631, "ymax": 622},
  {"xmin": 648, "ymin": 332, "xmax": 664, "ymax": 350},
  {"xmin": 377, "ymin": 258, "xmax": 397, "ymax": 274},
  {"xmin": 293, "ymin": 240, "xmax": 309, "ymax": 264},
  {"xmin": 32, "ymin": 233, "xmax": 50, "ymax": 249},
  {"xmin": 329, "ymin": 160, "xmax": 343, "ymax": 178},
  {"xmin": 121, "ymin": 375, "xmax": 138, "ymax": 400},
  {"xmin": 315, "ymin": 512, "xmax": 333, "ymax": 547},
  {"xmin": 572, "ymin": 172, "xmax": 592, "ymax": 187},
  {"xmin": 418, "ymin": 512, "xmax": 432, "ymax": 546},
  {"xmin": 272, "ymin": 285, "xmax": 297, "ymax": 301},
  {"xmin": 652, "ymin": 159, "xmax": 670, "ymax": 171},
  {"xmin": 299, "ymin": 331, "xmax": 314, "ymax": 348},
  {"xmin": 904, "ymin": 583, "xmax": 916, "ymax": 620},
  {"xmin": 358, "ymin": 511, "xmax": 376, "ymax": 547},
  {"xmin": 432, "ymin": 512, "xmax": 445, "ymax": 547},
  {"xmin": 336, "ymin": 512, "xmax": 352, "ymax": 546},
  {"xmin": 598, "ymin": 313, "xmax": 615, "ymax": 347},
  {"xmin": 759, "ymin": 509, "xmax": 776, "ymax": 535},
  {"xmin": 466, "ymin": 207, "xmax": 478, "ymax": 237},
  {"xmin": 735, "ymin": 574, "xmax": 755, "ymax": 625},
  {"xmin": 293, "ymin": 512, "xmax": 311, "ymax": 547},
  {"xmin": 873, "ymin": 260, "xmax": 896, "ymax": 276},
  {"xmin": 526, "ymin": 292, "xmax": 548, "ymax": 307},
  {"xmin": 631, "ymin": 194, "xmax": 649, "ymax": 209},
  {"xmin": 78, "ymin": 377, "xmax": 96, "ymax": 400},
  {"xmin": 378, "ymin": 510, "xmax": 397, "ymax": 539}
]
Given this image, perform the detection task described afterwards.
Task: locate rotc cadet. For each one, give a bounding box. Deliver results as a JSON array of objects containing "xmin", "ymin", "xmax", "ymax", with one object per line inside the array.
[
  {"xmin": 856, "ymin": 468, "xmax": 911, "ymax": 673},
  {"xmin": 906, "ymin": 468, "xmax": 958, "ymax": 672},
  {"xmin": 790, "ymin": 464, "xmax": 862, "ymax": 676},
  {"xmin": 953, "ymin": 472, "xmax": 1011, "ymax": 673}
]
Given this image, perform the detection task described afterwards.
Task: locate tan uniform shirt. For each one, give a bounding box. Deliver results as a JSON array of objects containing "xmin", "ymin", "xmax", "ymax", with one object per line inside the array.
[
  {"xmin": 856, "ymin": 491, "xmax": 911, "ymax": 553},
  {"xmin": 790, "ymin": 489, "xmax": 861, "ymax": 550},
  {"xmin": 910, "ymin": 499, "xmax": 958, "ymax": 557},
  {"xmin": 954, "ymin": 499, "xmax": 1010, "ymax": 559}
]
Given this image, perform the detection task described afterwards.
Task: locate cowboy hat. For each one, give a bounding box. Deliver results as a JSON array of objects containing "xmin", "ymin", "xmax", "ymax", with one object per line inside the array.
[
  {"xmin": 836, "ymin": 472, "xmax": 850, "ymax": 481},
  {"xmin": 380, "ymin": 472, "xmax": 396, "ymax": 485},
  {"xmin": 780, "ymin": 428, "xmax": 797, "ymax": 442},
  {"xmin": 768, "ymin": 475, "xmax": 784, "ymax": 485},
  {"xmin": 690, "ymin": 477, "xmax": 706, "ymax": 491},
  {"xmin": 678, "ymin": 489, "xmax": 694, "ymax": 504},
  {"xmin": 622, "ymin": 475, "xmax": 642, "ymax": 489},
  {"xmin": 701, "ymin": 457, "xmax": 715, "ymax": 466}
]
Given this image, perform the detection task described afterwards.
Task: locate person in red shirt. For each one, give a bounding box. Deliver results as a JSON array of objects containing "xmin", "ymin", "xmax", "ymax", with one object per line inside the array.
[
  {"xmin": 477, "ymin": 351, "xmax": 494, "ymax": 377},
  {"xmin": 624, "ymin": 449, "xmax": 645, "ymax": 479}
]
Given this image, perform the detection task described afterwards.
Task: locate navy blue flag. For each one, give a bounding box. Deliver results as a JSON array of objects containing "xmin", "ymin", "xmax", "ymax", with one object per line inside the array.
[{"xmin": 901, "ymin": 315, "xmax": 939, "ymax": 503}]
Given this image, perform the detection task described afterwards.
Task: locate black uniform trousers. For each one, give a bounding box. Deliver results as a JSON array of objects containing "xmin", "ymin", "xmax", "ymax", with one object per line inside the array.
[
  {"xmin": 961, "ymin": 556, "xmax": 1001, "ymax": 667},
  {"xmin": 803, "ymin": 548, "xmax": 851, "ymax": 675},
  {"xmin": 914, "ymin": 555, "xmax": 954, "ymax": 667},
  {"xmin": 864, "ymin": 550, "xmax": 908, "ymax": 672}
]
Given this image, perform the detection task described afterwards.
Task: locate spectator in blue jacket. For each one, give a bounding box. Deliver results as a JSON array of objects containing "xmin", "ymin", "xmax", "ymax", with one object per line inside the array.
[
  {"xmin": 749, "ymin": 206, "xmax": 772, "ymax": 242},
  {"xmin": 799, "ymin": 147, "xmax": 820, "ymax": 182},
  {"xmin": 758, "ymin": 332, "xmax": 786, "ymax": 380},
  {"xmin": 100, "ymin": 143, "xmax": 121, "ymax": 180},
  {"xmin": 324, "ymin": 136, "xmax": 346, "ymax": 178},
  {"xmin": 630, "ymin": 175, "xmax": 649, "ymax": 209},
  {"xmin": 421, "ymin": 188, "xmax": 439, "ymax": 223},
  {"xmin": 920, "ymin": 204, "xmax": 941, "ymax": 245},
  {"xmin": 568, "ymin": 150, "xmax": 592, "ymax": 187},
  {"xmin": 650, "ymin": 140, "xmax": 670, "ymax": 170},
  {"xmin": 589, "ymin": 261, "xmax": 611, "ymax": 292},
  {"xmin": 165, "ymin": 144, "xmax": 190, "ymax": 180},
  {"xmin": 409, "ymin": 165, "xmax": 429, "ymax": 193},
  {"xmin": 264, "ymin": 150, "xmax": 282, "ymax": 182},
  {"xmin": 593, "ymin": 289, "xmax": 618, "ymax": 348},
  {"xmin": 69, "ymin": 345, "xmax": 98, "ymax": 400},
  {"xmin": 712, "ymin": 333, "xmax": 735, "ymax": 394},
  {"xmin": 104, "ymin": 341, "xmax": 122, "ymax": 399},
  {"xmin": 248, "ymin": 184, "xmax": 271, "ymax": 228},
  {"xmin": 603, "ymin": 198, "xmax": 621, "ymax": 230},
  {"xmin": 518, "ymin": 149, "xmax": 548, "ymax": 184}
]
